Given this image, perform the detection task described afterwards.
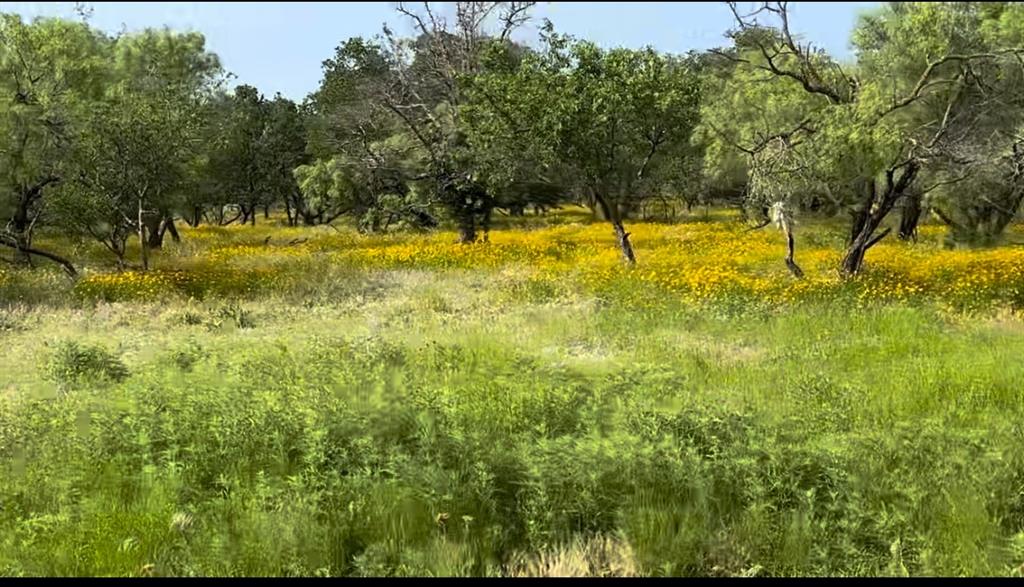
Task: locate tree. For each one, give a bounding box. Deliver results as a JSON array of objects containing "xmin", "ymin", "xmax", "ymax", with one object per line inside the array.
[
  {"xmin": 464, "ymin": 24, "xmax": 702, "ymax": 263},
  {"xmin": 709, "ymin": 1, "xmax": 1024, "ymax": 276},
  {"xmin": 50, "ymin": 28, "xmax": 221, "ymax": 269},
  {"xmin": 198, "ymin": 88, "xmax": 309, "ymax": 228},
  {"xmin": 0, "ymin": 13, "xmax": 106, "ymax": 271},
  {"xmin": 205, "ymin": 85, "xmax": 271, "ymax": 226},
  {"xmin": 304, "ymin": 37, "xmax": 422, "ymax": 228},
  {"xmin": 262, "ymin": 95, "xmax": 311, "ymax": 226},
  {"xmin": 52, "ymin": 84, "xmax": 184, "ymax": 269},
  {"xmin": 377, "ymin": 1, "xmax": 537, "ymax": 243},
  {"xmin": 109, "ymin": 27, "xmax": 223, "ymax": 246}
]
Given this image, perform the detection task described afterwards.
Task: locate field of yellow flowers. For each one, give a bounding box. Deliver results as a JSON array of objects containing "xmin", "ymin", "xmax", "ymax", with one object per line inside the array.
[{"xmin": 51, "ymin": 209, "xmax": 1024, "ymax": 313}]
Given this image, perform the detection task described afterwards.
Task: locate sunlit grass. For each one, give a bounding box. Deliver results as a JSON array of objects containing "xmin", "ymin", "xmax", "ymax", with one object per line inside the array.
[{"xmin": 2, "ymin": 209, "xmax": 1024, "ymax": 576}]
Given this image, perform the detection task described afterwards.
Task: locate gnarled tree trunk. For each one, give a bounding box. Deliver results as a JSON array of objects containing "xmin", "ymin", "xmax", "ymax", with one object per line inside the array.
[
  {"xmin": 841, "ymin": 162, "xmax": 918, "ymax": 276},
  {"xmin": 8, "ymin": 177, "xmax": 59, "ymax": 266}
]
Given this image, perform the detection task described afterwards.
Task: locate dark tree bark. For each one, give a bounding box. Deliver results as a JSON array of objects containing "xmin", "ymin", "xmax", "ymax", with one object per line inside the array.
[
  {"xmin": 284, "ymin": 197, "xmax": 295, "ymax": 226},
  {"xmin": 782, "ymin": 220, "xmax": 804, "ymax": 278},
  {"xmin": 444, "ymin": 180, "xmax": 488, "ymax": 244},
  {"xmin": 0, "ymin": 235, "xmax": 77, "ymax": 278},
  {"xmin": 183, "ymin": 206, "xmax": 202, "ymax": 228},
  {"xmin": 220, "ymin": 209, "xmax": 242, "ymax": 226},
  {"xmin": 898, "ymin": 191, "xmax": 923, "ymax": 242},
  {"xmin": 848, "ymin": 179, "xmax": 873, "ymax": 247},
  {"xmin": 164, "ymin": 217, "xmax": 181, "ymax": 243},
  {"xmin": 9, "ymin": 177, "xmax": 59, "ymax": 265},
  {"xmin": 145, "ymin": 215, "xmax": 165, "ymax": 249},
  {"xmin": 841, "ymin": 162, "xmax": 919, "ymax": 276},
  {"xmin": 612, "ymin": 221, "xmax": 636, "ymax": 265}
]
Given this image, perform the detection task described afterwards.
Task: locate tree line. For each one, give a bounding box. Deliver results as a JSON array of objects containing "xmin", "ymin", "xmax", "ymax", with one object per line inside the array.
[{"xmin": 3, "ymin": 2, "xmax": 1023, "ymax": 279}]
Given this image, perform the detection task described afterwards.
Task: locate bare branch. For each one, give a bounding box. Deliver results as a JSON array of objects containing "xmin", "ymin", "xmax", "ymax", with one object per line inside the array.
[
  {"xmin": 723, "ymin": 2, "xmax": 849, "ymax": 104},
  {"xmin": 499, "ymin": 2, "xmax": 535, "ymax": 41},
  {"xmin": 883, "ymin": 50, "xmax": 1024, "ymax": 117},
  {"xmin": 864, "ymin": 227, "xmax": 892, "ymax": 251}
]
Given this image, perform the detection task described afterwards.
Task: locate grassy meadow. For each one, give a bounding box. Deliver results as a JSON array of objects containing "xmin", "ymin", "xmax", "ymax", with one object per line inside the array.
[{"xmin": 3, "ymin": 207, "xmax": 1024, "ymax": 576}]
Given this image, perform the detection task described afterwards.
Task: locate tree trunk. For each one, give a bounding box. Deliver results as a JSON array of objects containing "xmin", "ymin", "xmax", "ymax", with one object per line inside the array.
[
  {"xmin": 165, "ymin": 217, "xmax": 181, "ymax": 243},
  {"xmin": 138, "ymin": 198, "xmax": 149, "ymax": 272},
  {"xmin": 284, "ymin": 197, "xmax": 295, "ymax": 226},
  {"xmin": 145, "ymin": 215, "xmax": 164, "ymax": 249},
  {"xmin": 898, "ymin": 192, "xmax": 922, "ymax": 242},
  {"xmin": 594, "ymin": 192, "xmax": 635, "ymax": 265},
  {"xmin": 841, "ymin": 230, "xmax": 872, "ymax": 276},
  {"xmin": 841, "ymin": 163, "xmax": 918, "ymax": 276},
  {"xmin": 780, "ymin": 216, "xmax": 804, "ymax": 279},
  {"xmin": 183, "ymin": 207, "xmax": 200, "ymax": 228},
  {"xmin": 613, "ymin": 220, "xmax": 636, "ymax": 265},
  {"xmin": 9, "ymin": 179, "xmax": 57, "ymax": 266},
  {"xmin": 849, "ymin": 207, "xmax": 869, "ymax": 247},
  {"xmin": 8, "ymin": 225, "xmax": 31, "ymax": 266},
  {"xmin": 263, "ymin": 204, "xmax": 270, "ymax": 219}
]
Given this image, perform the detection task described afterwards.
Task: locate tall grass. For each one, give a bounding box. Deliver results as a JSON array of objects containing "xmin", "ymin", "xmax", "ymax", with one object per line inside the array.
[{"xmin": 2, "ymin": 212, "xmax": 1024, "ymax": 576}]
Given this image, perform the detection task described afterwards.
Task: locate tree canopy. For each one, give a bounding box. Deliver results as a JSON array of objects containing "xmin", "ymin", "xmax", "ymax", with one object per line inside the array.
[{"xmin": 2, "ymin": 1, "xmax": 1023, "ymax": 279}]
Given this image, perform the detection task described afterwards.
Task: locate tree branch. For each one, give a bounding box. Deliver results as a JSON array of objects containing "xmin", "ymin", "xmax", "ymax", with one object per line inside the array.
[{"xmin": 0, "ymin": 234, "xmax": 77, "ymax": 278}]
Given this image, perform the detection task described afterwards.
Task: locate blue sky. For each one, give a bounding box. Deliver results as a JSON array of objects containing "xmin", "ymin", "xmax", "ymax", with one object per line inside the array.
[{"xmin": 2, "ymin": 2, "xmax": 879, "ymax": 101}]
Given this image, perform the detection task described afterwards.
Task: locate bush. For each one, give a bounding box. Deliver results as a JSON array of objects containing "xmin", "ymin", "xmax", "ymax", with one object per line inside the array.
[{"xmin": 42, "ymin": 340, "xmax": 129, "ymax": 390}]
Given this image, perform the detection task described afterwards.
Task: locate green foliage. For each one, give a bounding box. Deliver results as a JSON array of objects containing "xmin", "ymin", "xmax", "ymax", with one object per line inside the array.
[
  {"xmin": 5, "ymin": 296, "xmax": 1024, "ymax": 576},
  {"xmin": 42, "ymin": 339, "xmax": 129, "ymax": 389},
  {"xmin": 465, "ymin": 27, "xmax": 703, "ymax": 218},
  {"xmin": 5, "ymin": 2, "xmax": 1024, "ymax": 576},
  {"xmin": 168, "ymin": 337, "xmax": 204, "ymax": 371},
  {"xmin": 43, "ymin": 26, "xmax": 223, "ymax": 265},
  {"xmin": 0, "ymin": 13, "xmax": 109, "ymax": 258},
  {"xmin": 210, "ymin": 302, "xmax": 255, "ymax": 330}
]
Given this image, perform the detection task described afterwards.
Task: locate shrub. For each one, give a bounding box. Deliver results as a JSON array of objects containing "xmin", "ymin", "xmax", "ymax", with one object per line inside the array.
[{"xmin": 42, "ymin": 340, "xmax": 129, "ymax": 390}]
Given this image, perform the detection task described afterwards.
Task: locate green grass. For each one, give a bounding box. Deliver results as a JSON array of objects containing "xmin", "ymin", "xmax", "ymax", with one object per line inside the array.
[{"xmin": 2, "ymin": 214, "xmax": 1024, "ymax": 576}]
